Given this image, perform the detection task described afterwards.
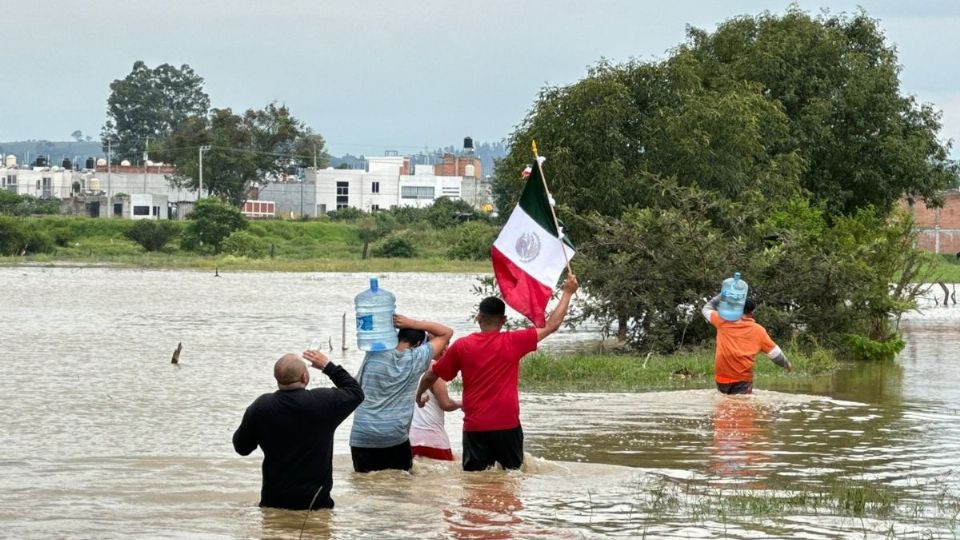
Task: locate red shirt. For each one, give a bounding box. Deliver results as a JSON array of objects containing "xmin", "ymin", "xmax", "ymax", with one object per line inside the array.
[
  {"xmin": 709, "ymin": 311, "xmax": 777, "ymax": 384},
  {"xmin": 432, "ymin": 328, "xmax": 538, "ymax": 432}
]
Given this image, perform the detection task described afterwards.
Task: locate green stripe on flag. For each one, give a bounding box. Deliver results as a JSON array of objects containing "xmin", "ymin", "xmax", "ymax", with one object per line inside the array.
[{"xmin": 518, "ymin": 161, "xmax": 559, "ymax": 237}]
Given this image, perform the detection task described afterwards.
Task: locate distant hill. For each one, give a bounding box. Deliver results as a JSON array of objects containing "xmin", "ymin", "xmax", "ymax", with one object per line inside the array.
[{"xmin": 0, "ymin": 140, "xmax": 105, "ymax": 167}]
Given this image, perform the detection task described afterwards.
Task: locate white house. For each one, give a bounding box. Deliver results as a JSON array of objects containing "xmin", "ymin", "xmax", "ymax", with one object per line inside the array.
[{"xmin": 259, "ymin": 158, "xmax": 467, "ymax": 217}]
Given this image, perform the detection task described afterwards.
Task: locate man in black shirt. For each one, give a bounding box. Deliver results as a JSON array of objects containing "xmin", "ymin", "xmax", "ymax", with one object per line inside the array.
[{"xmin": 233, "ymin": 350, "xmax": 364, "ymax": 510}]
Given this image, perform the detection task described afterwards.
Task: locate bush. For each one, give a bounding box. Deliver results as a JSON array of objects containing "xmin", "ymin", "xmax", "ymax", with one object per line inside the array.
[
  {"xmin": 372, "ymin": 235, "xmax": 417, "ymax": 258},
  {"xmin": 0, "ymin": 192, "xmax": 60, "ymax": 216},
  {"xmin": 124, "ymin": 220, "xmax": 179, "ymax": 252},
  {"xmin": 447, "ymin": 221, "xmax": 496, "ymax": 260},
  {"xmin": 0, "ymin": 216, "xmax": 54, "ymax": 255},
  {"xmin": 326, "ymin": 207, "xmax": 367, "ymax": 221},
  {"xmin": 424, "ymin": 197, "xmax": 477, "ymax": 229},
  {"xmin": 222, "ymin": 230, "xmax": 268, "ymax": 258},
  {"xmin": 184, "ymin": 198, "xmax": 247, "ymax": 253}
]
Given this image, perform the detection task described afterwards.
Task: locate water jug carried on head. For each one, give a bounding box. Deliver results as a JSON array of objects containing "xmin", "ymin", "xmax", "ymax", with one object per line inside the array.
[
  {"xmin": 718, "ymin": 272, "xmax": 749, "ymax": 322},
  {"xmin": 354, "ymin": 277, "xmax": 398, "ymax": 352}
]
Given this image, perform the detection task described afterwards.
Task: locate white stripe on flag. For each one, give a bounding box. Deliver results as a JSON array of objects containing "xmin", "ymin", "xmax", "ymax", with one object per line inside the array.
[{"xmin": 493, "ymin": 204, "xmax": 573, "ymax": 288}]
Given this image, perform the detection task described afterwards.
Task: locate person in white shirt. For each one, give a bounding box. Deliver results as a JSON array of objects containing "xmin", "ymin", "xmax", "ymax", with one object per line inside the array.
[{"xmin": 410, "ymin": 364, "xmax": 461, "ymax": 461}]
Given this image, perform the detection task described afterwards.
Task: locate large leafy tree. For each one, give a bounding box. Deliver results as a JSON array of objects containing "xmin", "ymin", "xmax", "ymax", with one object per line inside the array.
[
  {"xmin": 493, "ymin": 8, "xmax": 957, "ymax": 353},
  {"xmin": 159, "ymin": 103, "xmax": 328, "ymax": 206},
  {"xmin": 101, "ymin": 61, "xmax": 210, "ymax": 161}
]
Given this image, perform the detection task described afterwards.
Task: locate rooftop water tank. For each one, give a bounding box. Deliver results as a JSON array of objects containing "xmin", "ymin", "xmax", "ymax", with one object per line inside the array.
[
  {"xmin": 96, "ymin": 158, "xmax": 107, "ymax": 166},
  {"xmin": 85, "ymin": 157, "xmax": 95, "ymax": 170},
  {"xmin": 120, "ymin": 160, "xmax": 131, "ymax": 166},
  {"xmin": 62, "ymin": 158, "xmax": 73, "ymax": 170},
  {"xmin": 4, "ymin": 155, "xmax": 15, "ymax": 167},
  {"xmin": 34, "ymin": 156, "xmax": 47, "ymax": 167},
  {"xmin": 89, "ymin": 178, "xmax": 101, "ymax": 193},
  {"xmin": 463, "ymin": 136, "xmax": 474, "ymax": 151}
]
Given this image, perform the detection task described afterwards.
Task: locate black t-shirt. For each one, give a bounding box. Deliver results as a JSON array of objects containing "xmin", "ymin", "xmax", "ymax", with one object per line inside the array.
[{"xmin": 233, "ymin": 362, "xmax": 363, "ymax": 510}]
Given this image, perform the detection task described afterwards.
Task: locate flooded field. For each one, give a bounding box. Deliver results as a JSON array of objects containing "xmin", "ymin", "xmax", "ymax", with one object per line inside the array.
[{"xmin": 0, "ymin": 268, "xmax": 958, "ymax": 538}]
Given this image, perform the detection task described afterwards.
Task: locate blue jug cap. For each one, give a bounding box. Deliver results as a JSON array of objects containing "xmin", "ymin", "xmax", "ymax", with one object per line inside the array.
[
  {"xmin": 370, "ymin": 277, "xmax": 379, "ymax": 292},
  {"xmin": 733, "ymin": 272, "xmax": 741, "ymax": 280}
]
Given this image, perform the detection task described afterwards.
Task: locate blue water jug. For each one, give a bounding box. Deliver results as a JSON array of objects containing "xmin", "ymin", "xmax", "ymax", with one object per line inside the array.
[
  {"xmin": 718, "ymin": 272, "xmax": 749, "ymax": 322},
  {"xmin": 354, "ymin": 277, "xmax": 398, "ymax": 352}
]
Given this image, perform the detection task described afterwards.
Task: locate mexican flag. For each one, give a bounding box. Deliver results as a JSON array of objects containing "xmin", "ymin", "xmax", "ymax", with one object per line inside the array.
[{"xmin": 491, "ymin": 159, "xmax": 575, "ymax": 327}]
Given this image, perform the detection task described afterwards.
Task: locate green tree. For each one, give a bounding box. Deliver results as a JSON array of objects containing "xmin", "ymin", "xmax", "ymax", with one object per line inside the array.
[
  {"xmin": 182, "ymin": 198, "xmax": 247, "ymax": 253},
  {"xmin": 159, "ymin": 103, "xmax": 323, "ymax": 206},
  {"xmin": 677, "ymin": 9, "xmax": 957, "ymax": 215},
  {"xmin": 492, "ymin": 7, "xmax": 957, "ymax": 354},
  {"xmin": 101, "ymin": 61, "xmax": 210, "ymax": 161}
]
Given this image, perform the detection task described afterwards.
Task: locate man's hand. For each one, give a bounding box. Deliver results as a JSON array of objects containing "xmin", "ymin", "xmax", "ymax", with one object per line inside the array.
[
  {"xmin": 394, "ymin": 314, "xmax": 416, "ymax": 328},
  {"xmin": 563, "ymin": 273, "xmax": 579, "ymax": 295},
  {"xmin": 416, "ymin": 390, "xmax": 429, "ymax": 408},
  {"xmin": 302, "ymin": 349, "xmax": 329, "ymax": 370}
]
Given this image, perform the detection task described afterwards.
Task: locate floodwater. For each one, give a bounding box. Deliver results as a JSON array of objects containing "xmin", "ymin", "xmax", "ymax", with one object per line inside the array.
[{"xmin": 0, "ymin": 268, "xmax": 958, "ymax": 539}]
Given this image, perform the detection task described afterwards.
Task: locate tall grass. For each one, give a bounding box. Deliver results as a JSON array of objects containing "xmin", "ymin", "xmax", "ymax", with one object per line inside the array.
[{"xmin": 519, "ymin": 347, "xmax": 838, "ymax": 392}]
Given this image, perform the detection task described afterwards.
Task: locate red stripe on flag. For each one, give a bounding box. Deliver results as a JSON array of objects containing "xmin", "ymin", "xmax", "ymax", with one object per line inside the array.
[{"xmin": 491, "ymin": 245, "xmax": 553, "ymax": 327}]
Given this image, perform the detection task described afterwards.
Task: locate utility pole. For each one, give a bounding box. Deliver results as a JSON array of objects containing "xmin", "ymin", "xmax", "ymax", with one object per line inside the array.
[
  {"xmin": 142, "ymin": 136, "xmax": 150, "ymax": 194},
  {"xmin": 107, "ymin": 140, "xmax": 112, "ymax": 217},
  {"xmin": 199, "ymin": 145, "xmax": 211, "ymax": 200}
]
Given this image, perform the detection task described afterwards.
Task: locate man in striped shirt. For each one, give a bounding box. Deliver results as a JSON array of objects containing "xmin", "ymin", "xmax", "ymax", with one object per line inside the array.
[{"xmin": 349, "ymin": 314, "xmax": 453, "ymax": 472}]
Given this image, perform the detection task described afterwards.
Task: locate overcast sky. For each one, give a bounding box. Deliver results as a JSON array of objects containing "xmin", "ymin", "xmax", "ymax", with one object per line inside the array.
[{"xmin": 1, "ymin": 0, "xmax": 958, "ymax": 157}]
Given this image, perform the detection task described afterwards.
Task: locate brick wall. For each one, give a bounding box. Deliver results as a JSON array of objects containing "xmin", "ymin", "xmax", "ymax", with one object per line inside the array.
[
  {"xmin": 903, "ymin": 191, "xmax": 960, "ymax": 254},
  {"xmin": 434, "ymin": 154, "xmax": 482, "ymax": 177}
]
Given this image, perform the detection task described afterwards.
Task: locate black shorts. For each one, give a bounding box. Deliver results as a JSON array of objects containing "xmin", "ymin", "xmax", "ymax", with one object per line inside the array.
[
  {"xmin": 462, "ymin": 425, "xmax": 524, "ymax": 471},
  {"xmin": 716, "ymin": 381, "xmax": 753, "ymax": 395},
  {"xmin": 351, "ymin": 440, "xmax": 412, "ymax": 473}
]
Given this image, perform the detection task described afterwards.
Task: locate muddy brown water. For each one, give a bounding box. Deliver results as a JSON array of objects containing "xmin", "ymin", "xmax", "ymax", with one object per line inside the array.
[{"xmin": 0, "ymin": 268, "xmax": 957, "ymax": 539}]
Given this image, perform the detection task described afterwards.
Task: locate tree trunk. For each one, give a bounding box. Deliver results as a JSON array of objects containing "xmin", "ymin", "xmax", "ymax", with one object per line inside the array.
[
  {"xmin": 362, "ymin": 242, "xmax": 369, "ymax": 260},
  {"xmin": 617, "ymin": 312, "xmax": 627, "ymax": 342}
]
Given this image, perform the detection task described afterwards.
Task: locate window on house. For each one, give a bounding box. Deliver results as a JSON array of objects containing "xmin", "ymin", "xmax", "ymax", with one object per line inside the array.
[
  {"xmin": 371, "ymin": 204, "xmax": 379, "ymax": 211},
  {"xmin": 114, "ymin": 203, "xmax": 123, "ymax": 216},
  {"xmin": 401, "ymin": 186, "xmax": 435, "ymax": 199},
  {"xmin": 371, "ymin": 181, "xmax": 380, "ymax": 194},
  {"xmin": 133, "ymin": 206, "xmax": 150, "ymax": 216},
  {"xmin": 336, "ymin": 181, "xmax": 349, "ymax": 209}
]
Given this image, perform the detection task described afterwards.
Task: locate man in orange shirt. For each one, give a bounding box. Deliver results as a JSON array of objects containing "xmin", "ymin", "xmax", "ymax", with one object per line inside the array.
[{"xmin": 702, "ymin": 296, "xmax": 792, "ymax": 394}]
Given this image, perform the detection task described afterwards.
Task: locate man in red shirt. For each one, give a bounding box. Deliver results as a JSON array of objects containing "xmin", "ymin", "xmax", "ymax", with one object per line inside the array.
[
  {"xmin": 416, "ymin": 274, "xmax": 579, "ymax": 471},
  {"xmin": 702, "ymin": 295, "xmax": 792, "ymax": 394}
]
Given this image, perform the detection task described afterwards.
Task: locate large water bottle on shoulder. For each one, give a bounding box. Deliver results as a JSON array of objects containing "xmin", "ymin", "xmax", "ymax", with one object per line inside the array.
[
  {"xmin": 718, "ymin": 272, "xmax": 749, "ymax": 322},
  {"xmin": 355, "ymin": 277, "xmax": 398, "ymax": 352}
]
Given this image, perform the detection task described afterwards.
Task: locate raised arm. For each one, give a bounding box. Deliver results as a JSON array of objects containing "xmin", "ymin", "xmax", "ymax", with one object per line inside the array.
[
  {"xmin": 393, "ymin": 315, "xmax": 453, "ymax": 359},
  {"xmin": 536, "ymin": 274, "xmax": 579, "ymax": 342},
  {"xmin": 701, "ymin": 294, "xmax": 721, "ymax": 323},
  {"xmin": 303, "ymin": 350, "xmax": 364, "ymax": 423}
]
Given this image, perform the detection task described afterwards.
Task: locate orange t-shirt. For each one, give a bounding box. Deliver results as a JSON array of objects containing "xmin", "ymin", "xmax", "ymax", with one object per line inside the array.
[{"xmin": 709, "ymin": 311, "xmax": 776, "ymax": 384}]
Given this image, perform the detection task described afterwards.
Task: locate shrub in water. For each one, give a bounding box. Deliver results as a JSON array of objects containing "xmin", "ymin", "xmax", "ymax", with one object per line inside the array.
[
  {"xmin": 372, "ymin": 235, "xmax": 417, "ymax": 258},
  {"xmin": 222, "ymin": 230, "xmax": 268, "ymax": 258}
]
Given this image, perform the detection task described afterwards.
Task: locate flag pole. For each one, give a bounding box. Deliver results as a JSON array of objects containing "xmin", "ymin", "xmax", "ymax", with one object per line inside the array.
[{"xmin": 531, "ymin": 140, "xmax": 573, "ymax": 276}]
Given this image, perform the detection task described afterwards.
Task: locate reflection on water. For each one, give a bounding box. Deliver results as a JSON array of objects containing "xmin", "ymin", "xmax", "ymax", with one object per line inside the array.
[
  {"xmin": 1, "ymin": 268, "xmax": 959, "ymax": 538},
  {"xmin": 710, "ymin": 396, "xmax": 770, "ymax": 483}
]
